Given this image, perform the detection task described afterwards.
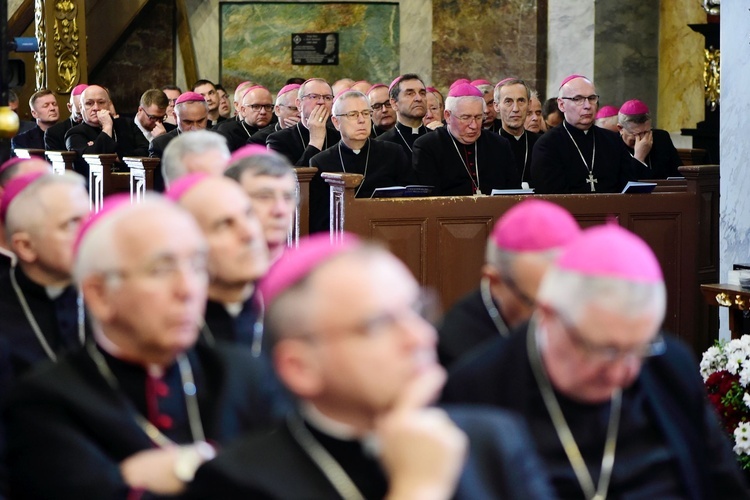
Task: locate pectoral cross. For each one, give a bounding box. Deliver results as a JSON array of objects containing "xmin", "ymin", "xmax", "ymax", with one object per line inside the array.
[{"xmin": 587, "ymin": 173, "xmax": 598, "ymax": 192}]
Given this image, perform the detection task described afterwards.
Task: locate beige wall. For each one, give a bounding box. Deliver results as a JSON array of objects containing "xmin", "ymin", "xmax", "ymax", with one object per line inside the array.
[{"xmin": 658, "ymin": 0, "xmax": 706, "ymax": 133}]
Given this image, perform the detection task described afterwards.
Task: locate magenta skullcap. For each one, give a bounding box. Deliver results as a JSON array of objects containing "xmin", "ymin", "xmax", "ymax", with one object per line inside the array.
[
  {"xmin": 175, "ymin": 92, "xmax": 206, "ymax": 105},
  {"xmin": 366, "ymin": 84, "xmax": 387, "ymax": 95},
  {"xmin": 259, "ymin": 232, "xmax": 361, "ymax": 305},
  {"xmin": 71, "ymin": 84, "xmax": 89, "ymax": 96},
  {"xmin": 0, "ymin": 157, "xmax": 26, "ymax": 176},
  {"xmin": 619, "ymin": 99, "xmax": 649, "ymax": 116},
  {"xmin": 559, "ymin": 74, "xmax": 588, "ymax": 88},
  {"xmin": 492, "ymin": 200, "xmax": 580, "ymax": 252},
  {"xmin": 388, "ymin": 75, "xmax": 404, "ymax": 94},
  {"xmin": 471, "ymin": 79, "xmax": 491, "ymax": 86},
  {"xmin": 449, "ymin": 79, "xmax": 471, "ymax": 90},
  {"xmin": 165, "ymin": 172, "xmax": 210, "ymax": 202},
  {"xmin": 448, "ymin": 83, "xmax": 483, "ymax": 98},
  {"xmin": 596, "ymin": 105, "xmax": 619, "ymax": 119},
  {"xmin": 73, "ymin": 194, "xmax": 131, "ymax": 257},
  {"xmin": 234, "ymin": 81, "xmax": 253, "ymax": 96},
  {"xmin": 0, "ymin": 171, "xmax": 46, "ymax": 223},
  {"xmin": 277, "ymin": 83, "xmax": 300, "ymax": 97},
  {"xmin": 556, "ymin": 224, "xmax": 663, "ymax": 283},
  {"xmin": 241, "ymin": 85, "xmax": 268, "ymax": 101},
  {"xmin": 229, "ymin": 144, "xmax": 272, "ymax": 164},
  {"xmin": 425, "ymin": 86, "xmax": 439, "ymax": 94}
]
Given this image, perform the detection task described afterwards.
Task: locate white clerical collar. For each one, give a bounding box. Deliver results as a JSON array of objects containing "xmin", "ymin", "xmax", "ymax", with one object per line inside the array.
[
  {"xmin": 224, "ymin": 302, "xmax": 243, "ymax": 317},
  {"xmin": 134, "ymin": 118, "xmax": 154, "ymax": 143},
  {"xmin": 300, "ymin": 402, "xmax": 381, "ymax": 455},
  {"xmin": 398, "ymin": 122, "xmax": 421, "ymax": 134},
  {"xmin": 93, "ymin": 327, "xmax": 168, "ymax": 377},
  {"xmin": 512, "ymin": 133, "xmax": 523, "ymax": 141},
  {"xmin": 45, "ymin": 285, "xmax": 66, "ymax": 300}
]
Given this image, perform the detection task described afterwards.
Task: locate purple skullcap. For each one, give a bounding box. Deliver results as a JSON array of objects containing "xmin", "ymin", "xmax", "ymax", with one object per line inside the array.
[
  {"xmin": 165, "ymin": 172, "xmax": 211, "ymax": 202},
  {"xmin": 426, "ymin": 87, "xmax": 439, "ymax": 94},
  {"xmin": 449, "ymin": 79, "xmax": 471, "ymax": 90},
  {"xmin": 448, "ymin": 83, "xmax": 483, "ymax": 98},
  {"xmin": 0, "ymin": 171, "xmax": 46, "ymax": 223},
  {"xmin": 175, "ymin": 92, "xmax": 206, "ymax": 105},
  {"xmin": 259, "ymin": 232, "xmax": 361, "ymax": 306},
  {"xmin": 234, "ymin": 81, "xmax": 253, "ymax": 95},
  {"xmin": 494, "ymin": 77, "xmax": 515, "ymax": 89},
  {"xmin": 277, "ymin": 83, "xmax": 300, "ymax": 97},
  {"xmin": 366, "ymin": 84, "xmax": 387, "ymax": 95},
  {"xmin": 388, "ymin": 75, "xmax": 404, "ymax": 94},
  {"xmin": 556, "ymin": 224, "xmax": 663, "ymax": 283},
  {"xmin": 241, "ymin": 85, "xmax": 268, "ymax": 102},
  {"xmin": 618, "ymin": 99, "xmax": 650, "ymax": 116},
  {"xmin": 470, "ymin": 79, "xmax": 491, "ymax": 86},
  {"xmin": 229, "ymin": 144, "xmax": 272, "ymax": 164},
  {"xmin": 491, "ymin": 200, "xmax": 580, "ymax": 252},
  {"xmin": 559, "ymin": 74, "xmax": 588, "ymax": 89},
  {"xmin": 72, "ymin": 84, "xmax": 89, "ymax": 96},
  {"xmin": 73, "ymin": 194, "xmax": 131, "ymax": 257},
  {"xmin": 596, "ymin": 105, "xmax": 619, "ymax": 119}
]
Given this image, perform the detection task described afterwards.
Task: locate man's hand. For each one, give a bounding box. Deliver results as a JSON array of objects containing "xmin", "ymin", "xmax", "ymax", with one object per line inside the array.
[
  {"xmin": 120, "ymin": 447, "xmax": 185, "ymax": 495},
  {"xmin": 633, "ymin": 130, "xmax": 653, "ymax": 163},
  {"xmin": 98, "ymin": 110, "xmax": 114, "ymax": 137},
  {"xmin": 283, "ymin": 115, "xmax": 301, "ymax": 128},
  {"xmin": 307, "ymin": 104, "xmax": 330, "ymax": 150},
  {"xmin": 424, "ymin": 120, "xmax": 444, "ymax": 130},
  {"xmin": 377, "ymin": 366, "xmax": 468, "ymax": 500},
  {"xmin": 151, "ymin": 120, "xmax": 167, "ymax": 138}
]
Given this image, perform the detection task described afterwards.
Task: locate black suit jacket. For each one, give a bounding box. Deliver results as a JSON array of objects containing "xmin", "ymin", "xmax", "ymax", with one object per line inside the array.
[
  {"xmin": 187, "ymin": 406, "xmax": 555, "ymax": 499},
  {"xmin": 308, "ymin": 139, "xmax": 412, "ymax": 233},
  {"xmin": 626, "ymin": 128, "xmax": 683, "ymax": 180},
  {"xmin": 214, "ymin": 120, "xmax": 260, "ymax": 152},
  {"xmin": 45, "ymin": 117, "xmax": 77, "ymax": 151},
  {"xmin": 414, "ymin": 127, "xmax": 520, "ymax": 195},
  {"xmin": 65, "ymin": 118, "xmax": 149, "ymax": 177},
  {"xmin": 11, "ymin": 125, "xmax": 45, "ymax": 152},
  {"xmin": 442, "ymin": 328, "xmax": 749, "ymax": 500},
  {"xmin": 266, "ymin": 123, "xmax": 340, "ymax": 166},
  {"xmin": 4, "ymin": 341, "xmax": 289, "ymax": 500}
]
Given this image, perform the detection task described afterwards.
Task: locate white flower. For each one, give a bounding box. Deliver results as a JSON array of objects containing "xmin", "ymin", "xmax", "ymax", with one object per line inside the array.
[
  {"xmin": 744, "ymin": 392, "xmax": 750, "ymax": 411},
  {"xmin": 733, "ymin": 422, "xmax": 750, "ymax": 455}
]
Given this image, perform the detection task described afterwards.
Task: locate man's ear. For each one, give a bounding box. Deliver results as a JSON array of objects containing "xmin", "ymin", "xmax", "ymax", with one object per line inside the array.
[
  {"xmin": 80, "ymin": 275, "xmax": 116, "ymax": 323},
  {"xmin": 10, "ymin": 231, "xmax": 36, "ymax": 264},
  {"xmin": 273, "ymin": 339, "xmax": 324, "ymax": 399}
]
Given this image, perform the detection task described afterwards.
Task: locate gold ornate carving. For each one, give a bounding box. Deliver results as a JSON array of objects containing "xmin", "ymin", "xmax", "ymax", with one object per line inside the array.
[
  {"xmin": 703, "ymin": 48, "xmax": 720, "ymax": 112},
  {"xmin": 715, "ymin": 292, "xmax": 732, "ymax": 307},
  {"xmin": 736, "ymin": 295, "xmax": 750, "ymax": 312},
  {"xmin": 52, "ymin": 0, "xmax": 81, "ymax": 93},
  {"xmin": 34, "ymin": 0, "xmax": 46, "ymax": 91}
]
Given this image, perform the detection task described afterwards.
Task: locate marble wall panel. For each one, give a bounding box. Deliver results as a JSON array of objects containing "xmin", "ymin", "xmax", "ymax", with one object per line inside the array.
[
  {"xmin": 431, "ymin": 0, "xmax": 541, "ymax": 94},
  {"xmin": 220, "ymin": 3, "xmax": 399, "ymax": 94},
  {"xmin": 658, "ymin": 0, "xmax": 705, "ymax": 133},
  {"xmin": 719, "ymin": 5, "xmax": 750, "ymax": 338},
  {"xmin": 180, "ymin": 0, "xmax": 432, "ymax": 93},
  {"xmin": 594, "ymin": 0, "xmax": 658, "ymax": 124},
  {"xmin": 546, "ymin": 0, "xmax": 593, "ymax": 100},
  {"xmin": 89, "ymin": 0, "xmax": 175, "ymax": 115}
]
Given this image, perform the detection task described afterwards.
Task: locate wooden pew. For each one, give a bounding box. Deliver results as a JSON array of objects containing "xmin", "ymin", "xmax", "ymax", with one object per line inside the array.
[
  {"xmin": 44, "ymin": 151, "xmax": 77, "ymax": 175},
  {"xmin": 677, "ymin": 148, "xmax": 708, "ymax": 166},
  {"xmin": 293, "ymin": 167, "xmax": 317, "ymax": 245},
  {"xmin": 12, "ymin": 148, "xmax": 46, "ymax": 160},
  {"xmin": 83, "ymin": 154, "xmax": 130, "ymax": 212},
  {"xmin": 123, "ymin": 156, "xmax": 160, "ymax": 203},
  {"xmin": 322, "ymin": 164, "xmax": 719, "ymax": 356}
]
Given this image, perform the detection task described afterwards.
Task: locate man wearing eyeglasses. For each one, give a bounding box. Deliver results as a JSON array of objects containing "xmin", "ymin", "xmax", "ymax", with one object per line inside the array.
[
  {"xmin": 617, "ymin": 99, "xmax": 682, "ymax": 179},
  {"xmin": 438, "ymin": 199, "xmax": 580, "ymax": 368},
  {"xmin": 216, "ymin": 85, "xmax": 275, "ymax": 152},
  {"xmin": 443, "ymin": 224, "xmax": 749, "ymax": 499},
  {"xmin": 366, "ymin": 84, "xmax": 396, "ymax": 137},
  {"xmin": 65, "ymin": 85, "xmax": 150, "ymax": 179},
  {"xmin": 375, "ymin": 74, "xmax": 429, "ymax": 162},
  {"xmin": 187, "ymin": 233, "xmax": 555, "ymax": 499},
  {"xmin": 134, "ymin": 89, "xmax": 175, "ymax": 144},
  {"xmin": 267, "ymin": 78, "xmax": 340, "ymax": 166},
  {"xmin": 530, "ymin": 75, "xmax": 639, "ymax": 194},
  {"xmin": 308, "ymin": 90, "xmax": 412, "ymax": 233},
  {"xmin": 413, "ymin": 83, "xmax": 519, "ymax": 196},
  {"xmin": 247, "ymin": 84, "xmax": 301, "ymax": 149}
]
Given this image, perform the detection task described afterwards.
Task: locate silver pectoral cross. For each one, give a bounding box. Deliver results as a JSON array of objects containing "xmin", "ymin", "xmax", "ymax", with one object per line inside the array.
[{"xmin": 587, "ymin": 173, "xmax": 598, "ymax": 192}]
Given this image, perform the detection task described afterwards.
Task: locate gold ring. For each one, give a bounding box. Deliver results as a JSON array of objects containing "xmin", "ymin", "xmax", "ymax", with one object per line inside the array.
[{"xmin": 318, "ymin": 117, "xmax": 323, "ymax": 122}]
